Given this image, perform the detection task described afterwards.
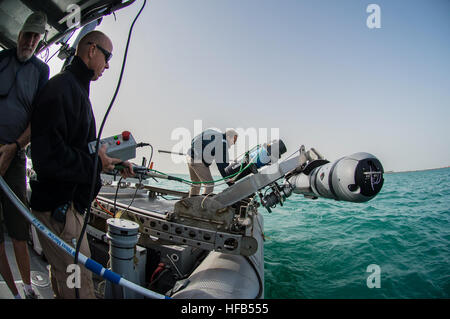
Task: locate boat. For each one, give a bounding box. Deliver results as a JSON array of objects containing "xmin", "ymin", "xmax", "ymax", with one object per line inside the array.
[{"xmin": 0, "ymin": 0, "xmax": 384, "ymax": 299}]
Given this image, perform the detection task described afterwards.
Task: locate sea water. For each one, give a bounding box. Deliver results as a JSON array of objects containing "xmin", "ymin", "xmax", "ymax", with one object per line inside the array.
[
  {"xmin": 263, "ymin": 167, "xmax": 450, "ymax": 299},
  {"xmin": 147, "ymin": 167, "xmax": 450, "ymax": 299}
]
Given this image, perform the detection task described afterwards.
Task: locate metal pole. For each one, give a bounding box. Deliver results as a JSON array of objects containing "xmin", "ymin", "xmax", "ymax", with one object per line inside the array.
[{"xmin": 158, "ymin": 149, "xmax": 186, "ymax": 156}]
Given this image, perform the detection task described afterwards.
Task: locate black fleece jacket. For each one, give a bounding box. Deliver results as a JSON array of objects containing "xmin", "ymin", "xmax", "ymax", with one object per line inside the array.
[{"xmin": 30, "ymin": 56, "xmax": 102, "ymax": 213}]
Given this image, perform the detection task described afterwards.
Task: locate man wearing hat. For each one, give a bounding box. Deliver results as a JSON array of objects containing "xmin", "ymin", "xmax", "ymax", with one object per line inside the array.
[{"xmin": 0, "ymin": 12, "xmax": 49, "ymax": 299}]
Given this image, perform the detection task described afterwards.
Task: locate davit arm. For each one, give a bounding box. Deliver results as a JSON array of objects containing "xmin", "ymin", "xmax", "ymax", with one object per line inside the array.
[{"xmin": 214, "ymin": 143, "xmax": 384, "ymax": 212}]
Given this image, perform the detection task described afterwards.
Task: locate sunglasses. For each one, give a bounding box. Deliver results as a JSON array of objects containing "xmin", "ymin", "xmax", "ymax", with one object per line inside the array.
[{"xmin": 87, "ymin": 42, "xmax": 112, "ymax": 63}]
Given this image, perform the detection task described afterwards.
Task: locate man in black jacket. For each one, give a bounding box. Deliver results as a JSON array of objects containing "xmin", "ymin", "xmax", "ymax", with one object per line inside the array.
[{"xmin": 30, "ymin": 31, "xmax": 133, "ymax": 299}]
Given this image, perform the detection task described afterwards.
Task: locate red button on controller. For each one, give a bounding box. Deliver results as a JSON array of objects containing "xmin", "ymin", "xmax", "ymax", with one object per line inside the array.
[{"xmin": 122, "ymin": 131, "xmax": 131, "ymax": 141}]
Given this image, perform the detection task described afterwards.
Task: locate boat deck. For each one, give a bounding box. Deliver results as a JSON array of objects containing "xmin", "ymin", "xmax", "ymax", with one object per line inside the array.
[
  {"xmin": 0, "ymin": 231, "xmax": 54, "ymax": 299},
  {"xmin": 0, "ymin": 183, "xmax": 188, "ymax": 299}
]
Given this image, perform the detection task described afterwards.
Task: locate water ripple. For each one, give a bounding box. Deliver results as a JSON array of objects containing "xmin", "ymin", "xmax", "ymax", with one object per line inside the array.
[{"xmin": 263, "ymin": 167, "xmax": 450, "ymax": 298}]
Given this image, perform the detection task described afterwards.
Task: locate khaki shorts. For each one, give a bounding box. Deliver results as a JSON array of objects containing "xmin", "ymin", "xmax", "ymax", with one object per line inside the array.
[
  {"xmin": 33, "ymin": 203, "xmax": 96, "ymax": 299},
  {"xmin": 0, "ymin": 150, "xmax": 30, "ymax": 243},
  {"xmin": 187, "ymin": 157, "xmax": 214, "ymax": 196}
]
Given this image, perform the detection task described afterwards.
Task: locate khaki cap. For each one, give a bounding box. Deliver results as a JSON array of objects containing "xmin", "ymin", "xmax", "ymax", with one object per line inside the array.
[{"xmin": 21, "ymin": 12, "xmax": 47, "ymax": 34}]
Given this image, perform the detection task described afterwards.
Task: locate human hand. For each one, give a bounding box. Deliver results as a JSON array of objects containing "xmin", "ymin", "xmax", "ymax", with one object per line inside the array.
[
  {"xmin": 98, "ymin": 144, "xmax": 135, "ymax": 178},
  {"xmin": 118, "ymin": 161, "xmax": 135, "ymax": 179},
  {"xmin": 98, "ymin": 144, "xmax": 119, "ymax": 172},
  {"xmin": 0, "ymin": 144, "xmax": 17, "ymax": 176}
]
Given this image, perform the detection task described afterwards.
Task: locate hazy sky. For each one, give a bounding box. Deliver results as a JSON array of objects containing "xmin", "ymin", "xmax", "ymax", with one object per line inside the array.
[{"xmin": 46, "ymin": 0, "xmax": 450, "ymax": 174}]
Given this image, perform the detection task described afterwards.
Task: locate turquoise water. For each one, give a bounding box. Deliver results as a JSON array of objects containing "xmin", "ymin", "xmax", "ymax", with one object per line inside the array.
[
  {"xmin": 263, "ymin": 167, "xmax": 450, "ymax": 299},
  {"xmin": 148, "ymin": 167, "xmax": 450, "ymax": 299}
]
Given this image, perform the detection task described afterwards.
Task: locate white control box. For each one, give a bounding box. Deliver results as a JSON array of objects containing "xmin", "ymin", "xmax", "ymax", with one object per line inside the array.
[{"xmin": 88, "ymin": 131, "xmax": 137, "ymax": 162}]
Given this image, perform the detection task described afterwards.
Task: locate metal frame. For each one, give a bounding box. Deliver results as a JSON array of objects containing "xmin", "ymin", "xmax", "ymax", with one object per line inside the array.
[{"xmin": 0, "ymin": 0, "xmax": 136, "ymax": 50}]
